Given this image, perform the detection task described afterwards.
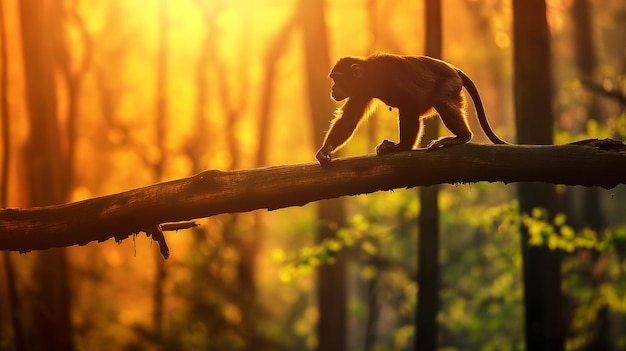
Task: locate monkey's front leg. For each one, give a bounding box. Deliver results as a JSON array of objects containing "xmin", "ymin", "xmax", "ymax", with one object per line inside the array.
[{"xmin": 376, "ymin": 115, "xmax": 420, "ymax": 155}]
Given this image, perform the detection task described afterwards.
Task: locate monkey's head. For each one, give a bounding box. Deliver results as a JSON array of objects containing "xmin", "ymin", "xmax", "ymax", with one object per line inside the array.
[{"xmin": 329, "ymin": 57, "xmax": 365, "ymax": 101}]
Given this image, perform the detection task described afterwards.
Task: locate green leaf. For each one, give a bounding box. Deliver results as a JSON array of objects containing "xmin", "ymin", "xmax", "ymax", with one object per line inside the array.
[{"xmin": 554, "ymin": 213, "xmax": 567, "ymax": 227}]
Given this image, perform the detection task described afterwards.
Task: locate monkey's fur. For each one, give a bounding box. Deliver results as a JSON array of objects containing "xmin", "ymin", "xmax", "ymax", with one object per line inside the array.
[{"xmin": 315, "ymin": 53, "xmax": 507, "ymax": 164}]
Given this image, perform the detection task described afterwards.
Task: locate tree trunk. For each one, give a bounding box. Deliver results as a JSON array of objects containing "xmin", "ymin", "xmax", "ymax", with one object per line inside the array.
[
  {"xmin": 152, "ymin": 0, "xmax": 168, "ymax": 340},
  {"xmin": 512, "ymin": 1, "xmax": 563, "ymax": 350},
  {"xmin": 571, "ymin": 1, "xmax": 609, "ymax": 349},
  {"xmin": 0, "ymin": 2, "xmax": 24, "ymax": 350},
  {"xmin": 18, "ymin": 1, "xmax": 74, "ymax": 350},
  {"xmin": 298, "ymin": 1, "xmax": 347, "ymax": 350},
  {"xmin": 416, "ymin": 1, "xmax": 441, "ymax": 350}
]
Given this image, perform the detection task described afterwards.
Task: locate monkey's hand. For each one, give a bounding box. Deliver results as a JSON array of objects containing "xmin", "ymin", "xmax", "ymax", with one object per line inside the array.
[
  {"xmin": 315, "ymin": 146, "xmax": 333, "ymax": 165},
  {"xmin": 376, "ymin": 139, "xmax": 400, "ymax": 155}
]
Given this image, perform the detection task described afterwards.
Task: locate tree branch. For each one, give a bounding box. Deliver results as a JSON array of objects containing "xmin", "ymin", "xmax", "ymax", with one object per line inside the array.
[
  {"xmin": 581, "ymin": 79, "xmax": 626, "ymax": 104},
  {"xmin": 2, "ymin": 138, "xmax": 626, "ymax": 254}
]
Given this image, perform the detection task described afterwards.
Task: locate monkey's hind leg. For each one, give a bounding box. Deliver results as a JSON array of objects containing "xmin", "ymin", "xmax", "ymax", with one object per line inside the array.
[{"xmin": 427, "ymin": 101, "xmax": 472, "ymax": 150}]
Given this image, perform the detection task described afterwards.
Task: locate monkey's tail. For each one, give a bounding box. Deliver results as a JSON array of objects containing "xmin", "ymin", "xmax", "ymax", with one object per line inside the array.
[{"xmin": 457, "ymin": 69, "xmax": 508, "ymax": 145}]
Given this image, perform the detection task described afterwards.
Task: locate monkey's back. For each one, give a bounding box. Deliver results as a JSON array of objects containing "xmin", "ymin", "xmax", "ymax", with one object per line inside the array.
[{"xmin": 365, "ymin": 54, "xmax": 461, "ymax": 111}]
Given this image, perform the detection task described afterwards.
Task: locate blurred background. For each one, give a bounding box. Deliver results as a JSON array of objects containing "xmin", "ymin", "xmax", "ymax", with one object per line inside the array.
[{"xmin": 1, "ymin": 0, "xmax": 626, "ymax": 350}]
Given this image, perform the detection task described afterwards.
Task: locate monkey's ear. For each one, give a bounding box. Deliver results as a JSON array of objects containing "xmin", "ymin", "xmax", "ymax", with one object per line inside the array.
[{"xmin": 350, "ymin": 63, "xmax": 363, "ymax": 79}]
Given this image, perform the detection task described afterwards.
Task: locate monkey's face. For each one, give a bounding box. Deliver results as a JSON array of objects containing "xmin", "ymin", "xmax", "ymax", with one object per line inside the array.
[
  {"xmin": 329, "ymin": 59, "xmax": 364, "ymax": 101},
  {"xmin": 330, "ymin": 74, "xmax": 349, "ymax": 101}
]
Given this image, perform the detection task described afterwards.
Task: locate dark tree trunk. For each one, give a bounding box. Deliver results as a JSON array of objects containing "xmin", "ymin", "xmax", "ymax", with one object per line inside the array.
[
  {"xmin": 416, "ymin": 1, "xmax": 442, "ymax": 350},
  {"xmin": 0, "ymin": 0, "xmax": 8, "ymax": 207},
  {"xmin": 512, "ymin": 1, "xmax": 563, "ymax": 350},
  {"xmin": 571, "ymin": 1, "xmax": 609, "ymax": 349},
  {"xmin": 299, "ymin": 1, "xmax": 347, "ymax": 350},
  {"xmin": 0, "ymin": 2, "xmax": 24, "ymax": 350},
  {"xmin": 18, "ymin": 1, "xmax": 74, "ymax": 350}
]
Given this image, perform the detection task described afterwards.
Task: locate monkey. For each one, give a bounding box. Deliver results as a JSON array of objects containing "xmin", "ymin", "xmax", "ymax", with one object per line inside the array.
[{"xmin": 315, "ymin": 53, "xmax": 507, "ymax": 165}]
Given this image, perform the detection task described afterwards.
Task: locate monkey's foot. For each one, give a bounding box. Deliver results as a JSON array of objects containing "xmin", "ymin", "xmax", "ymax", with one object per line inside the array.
[
  {"xmin": 376, "ymin": 139, "xmax": 401, "ymax": 155},
  {"xmin": 426, "ymin": 136, "xmax": 470, "ymax": 151},
  {"xmin": 426, "ymin": 141, "xmax": 445, "ymax": 151}
]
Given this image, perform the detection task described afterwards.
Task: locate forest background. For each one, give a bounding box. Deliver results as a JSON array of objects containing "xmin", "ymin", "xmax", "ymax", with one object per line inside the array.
[{"xmin": 1, "ymin": 0, "xmax": 626, "ymax": 350}]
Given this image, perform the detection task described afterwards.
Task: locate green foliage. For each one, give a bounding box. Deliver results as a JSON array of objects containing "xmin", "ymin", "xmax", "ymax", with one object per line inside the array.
[
  {"xmin": 272, "ymin": 237, "xmax": 343, "ymax": 283},
  {"xmin": 269, "ymin": 181, "xmax": 626, "ymax": 351},
  {"xmin": 273, "ymin": 191, "xmax": 418, "ymax": 283},
  {"xmin": 439, "ymin": 194, "xmax": 523, "ymax": 350},
  {"xmin": 500, "ymin": 203, "xmax": 626, "ymax": 351},
  {"xmin": 520, "ymin": 208, "xmax": 626, "ymax": 254}
]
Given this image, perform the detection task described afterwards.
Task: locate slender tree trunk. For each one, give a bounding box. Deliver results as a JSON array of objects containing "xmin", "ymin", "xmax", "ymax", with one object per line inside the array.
[
  {"xmin": 0, "ymin": 5, "xmax": 24, "ymax": 349},
  {"xmin": 513, "ymin": 1, "xmax": 563, "ymax": 350},
  {"xmin": 0, "ymin": 0, "xmax": 8, "ymax": 207},
  {"xmin": 299, "ymin": 1, "xmax": 347, "ymax": 350},
  {"xmin": 571, "ymin": 1, "xmax": 609, "ymax": 349},
  {"xmin": 18, "ymin": 1, "xmax": 74, "ymax": 350},
  {"xmin": 152, "ymin": 0, "xmax": 168, "ymax": 340},
  {"xmin": 185, "ymin": 1, "xmax": 213, "ymax": 342},
  {"xmin": 256, "ymin": 18, "xmax": 295, "ymax": 167},
  {"xmin": 416, "ymin": 1, "xmax": 441, "ymax": 350},
  {"xmin": 247, "ymin": 18, "xmax": 296, "ymax": 350}
]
